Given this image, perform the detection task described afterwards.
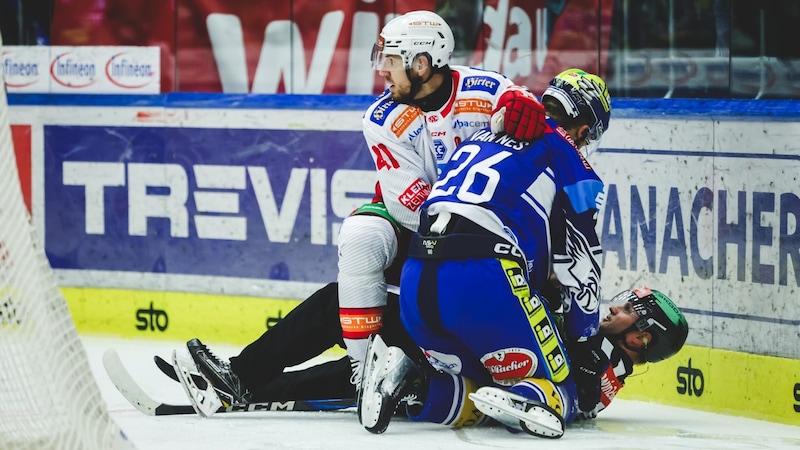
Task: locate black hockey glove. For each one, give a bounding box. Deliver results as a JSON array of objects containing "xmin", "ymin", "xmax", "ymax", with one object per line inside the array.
[{"xmin": 567, "ymin": 334, "xmax": 609, "ymax": 413}]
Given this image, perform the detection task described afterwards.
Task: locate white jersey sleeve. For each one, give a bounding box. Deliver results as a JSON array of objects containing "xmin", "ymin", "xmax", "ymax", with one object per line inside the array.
[{"xmin": 362, "ymin": 95, "xmax": 439, "ymax": 231}]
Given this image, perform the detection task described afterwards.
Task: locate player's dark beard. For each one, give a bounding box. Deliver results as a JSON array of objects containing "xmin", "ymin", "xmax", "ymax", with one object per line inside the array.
[{"xmin": 393, "ymin": 71, "xmax": 425, "ymax": 104}]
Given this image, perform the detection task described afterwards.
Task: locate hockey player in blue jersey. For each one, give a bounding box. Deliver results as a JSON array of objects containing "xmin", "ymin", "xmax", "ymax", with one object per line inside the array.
[{"xmin": 357, "ymin": 69, "xmax": 649, "ymax": 437}]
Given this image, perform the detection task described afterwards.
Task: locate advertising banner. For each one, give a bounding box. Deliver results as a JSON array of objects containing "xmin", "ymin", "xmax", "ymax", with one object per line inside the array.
[
  {"xmin": 590, "ymin": 116, "xmax": 800, "ymax": 359},
  {"xmin": 3, "ymin": 46, "xmax": 160, "ymax": 94},
  {"xmin": 11, "ymin": 124, "xmax": 32, "ymax": 212},
  {"xmin": 44, "ymin": 125, "xmax": 374, "ymax": 284}
]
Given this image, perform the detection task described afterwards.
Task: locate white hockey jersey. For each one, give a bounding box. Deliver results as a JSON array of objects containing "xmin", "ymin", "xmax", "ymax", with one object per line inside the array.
[{"xmin": 361, "ymin": 66, "xmax": 515, "ymax": 232}]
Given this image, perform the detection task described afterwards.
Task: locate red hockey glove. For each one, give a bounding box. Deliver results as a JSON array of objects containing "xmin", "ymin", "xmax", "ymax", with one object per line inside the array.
[{"xmin": 490, "ymin": 85, "xmax": 547, "ymax": 141}]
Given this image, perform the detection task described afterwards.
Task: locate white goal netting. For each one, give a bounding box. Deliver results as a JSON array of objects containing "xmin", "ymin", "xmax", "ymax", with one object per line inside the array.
[{"xmin": 0, "ymin": 35, "xmax": 134, "ymax": 450}]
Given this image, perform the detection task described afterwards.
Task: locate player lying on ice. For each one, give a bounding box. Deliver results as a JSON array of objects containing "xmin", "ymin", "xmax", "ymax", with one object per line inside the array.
[
  {"xmin": 357, "ymin": 286, "xmax": 689, "ymax": 437},
  {"xmin": 175, "ymin": 64, "xmax": 608, "ymax": 405},
  {"xmin": 171, "ymin": 282, "xmax": 687, "ymax": 435}
]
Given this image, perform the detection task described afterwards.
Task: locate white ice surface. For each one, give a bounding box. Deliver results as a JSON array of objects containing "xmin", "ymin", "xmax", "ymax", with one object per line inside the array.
[{"xmin": 84, "ymin": 336, "xmax": 800, "ymax": 450}]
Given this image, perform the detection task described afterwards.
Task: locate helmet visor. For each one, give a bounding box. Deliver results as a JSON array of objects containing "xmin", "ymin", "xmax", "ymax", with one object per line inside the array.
[
  {"xmin": 582, "ymin": 139, "xmax": 601, "ymax": 158},
  {"xmin": 371, "ymin": 37, "xmax": 406, "ymax": 71},
  {"xmin": 543, "ymin": 82, "xmax": 601, "ymax": 151}
]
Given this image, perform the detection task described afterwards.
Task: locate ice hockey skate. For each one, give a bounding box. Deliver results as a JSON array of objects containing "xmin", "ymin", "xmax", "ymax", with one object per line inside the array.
[
  {"xmin": 469, "ymin": 386, "xmax": 565, "ymax": 438},
  {"xmin": 357, "ymin": 334, "xmax": 425, "ymax": 434},
  {"xmin": 185, "ymin": 338, "xmax": 251, "ymax": 408},
  {"xmin": 172, "ymin": 347, "xmax": 223, "ymax": 417}
]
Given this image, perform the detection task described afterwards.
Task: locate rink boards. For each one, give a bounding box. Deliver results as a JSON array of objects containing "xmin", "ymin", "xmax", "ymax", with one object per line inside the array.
[{"xmin": 7, "ymin": 94, "xmax": 800, "ymax": 426}]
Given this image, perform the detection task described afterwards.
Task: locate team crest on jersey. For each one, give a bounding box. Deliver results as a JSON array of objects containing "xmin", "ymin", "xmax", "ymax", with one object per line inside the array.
[
  {"xmin": 481, "ymin": 348, "xmax": 537, "ymax": 385},
  {"xmin": 433, "ymin": 139, "xmax": 446, "ymax": 160},
  {"xmin": 461, "ymin": 76, "xmax": 500, "ymax": 94},
  {"xmin": 370, "ymin": 98, "xmax": 399, "ymax": 126}
]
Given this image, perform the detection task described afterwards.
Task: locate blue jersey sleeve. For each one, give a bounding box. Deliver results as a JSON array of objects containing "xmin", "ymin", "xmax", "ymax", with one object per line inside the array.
[{"xmin": 548, "ymin": 134, "xmax": 604, "ymax": 340}]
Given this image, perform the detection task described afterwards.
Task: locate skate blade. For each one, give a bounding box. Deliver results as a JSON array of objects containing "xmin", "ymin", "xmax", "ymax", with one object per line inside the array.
[
  {"xmin": 358, "ymin": 334, "xmax": 390, "ymax": 430},
  {"xmin": 469, "ymin": 390, "xmax": 564, "ymax": 438}
]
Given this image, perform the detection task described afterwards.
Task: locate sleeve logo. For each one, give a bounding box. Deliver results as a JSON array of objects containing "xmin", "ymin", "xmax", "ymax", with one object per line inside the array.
[
  {"xmin": 398, "ymin": 178, "xmax": 431, "ymax": 211},
  {"xmin": 461, "ymin": 76, "xmax": 500, "ymax": 94}
]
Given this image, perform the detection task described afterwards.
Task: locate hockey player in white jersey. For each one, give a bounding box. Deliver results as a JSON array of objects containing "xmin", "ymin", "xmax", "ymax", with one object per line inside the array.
[{"xmin": 337, "ymin": 9, "xmax": 548, "ymax": 384}]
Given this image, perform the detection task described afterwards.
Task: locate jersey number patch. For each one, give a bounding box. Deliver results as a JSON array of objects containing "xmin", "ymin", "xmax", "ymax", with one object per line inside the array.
[
  {"xmin": 429, "ymin": 144, "xmax": 511, "ymax": 203},
  {"xmin": 371, "ymin": 143, "xmax": 400, "ymax": 170}
]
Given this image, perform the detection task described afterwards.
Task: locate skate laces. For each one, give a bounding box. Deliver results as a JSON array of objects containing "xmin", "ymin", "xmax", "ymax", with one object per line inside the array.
[
  {"xmin": 400, "ymin": 393, "xmax": 422, "ymax": 406},
  {"xmin": 197, "ymin": 343, "xmax": 227, "ymax": 370},
  {"xmin": 188, "ymin": 339, "xmax": 231, "ymax": 372},
  {"xmin": 349, "ymin": 357, "xmax": 363, "ymax": 387}
]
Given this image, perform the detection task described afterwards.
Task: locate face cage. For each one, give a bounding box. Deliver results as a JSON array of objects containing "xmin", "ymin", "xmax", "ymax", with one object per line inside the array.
[
  {"xmin": 608, "ymin": 290, "xmax": 667, "ymax": 333},
  {"xmin": 630, "ymin": 296, "xmax": 670, "ymax": 334}
]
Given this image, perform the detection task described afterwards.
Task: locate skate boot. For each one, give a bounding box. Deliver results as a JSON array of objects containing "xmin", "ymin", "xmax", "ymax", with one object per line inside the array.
[
  {"xmin": 172, "ymin": 347, "xmax": 222, "ymax": 417},
  {"xmin": 186, "ymin": 338, "xmax": 250, "ymax": 407},
  {"xmin": 469, "ymin": 386, "xmax": 565, "ymax": 438},
  {"xmin": 357, "ymin": 334, "xmax": 426, "ymax": 434}
]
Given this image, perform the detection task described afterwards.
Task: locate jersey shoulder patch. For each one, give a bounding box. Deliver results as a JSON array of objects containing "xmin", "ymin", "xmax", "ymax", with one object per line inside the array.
[
  {"xmin": 453, "ymin": 67, "xmax": 510, "ymax": 96},
  {"xmin": 367, "ymin": 95, "xmax": 400, "ymax": 126},
  {"xmin": 365, "ymin": 96, "xmax": 424, "ymax": 141},
  {"xmin": 390, "ymin": 106, "xmax": 423, "ymax": 138},
  {"xmin": 460, "ymin": 75, "xmax": 504, "ymax": 95}
]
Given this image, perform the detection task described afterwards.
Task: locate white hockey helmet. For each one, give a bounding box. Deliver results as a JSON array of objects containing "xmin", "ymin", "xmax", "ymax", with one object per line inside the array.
[{"xmin": 371, "ymin": 10, "xmax": 455, "ymax": 72}]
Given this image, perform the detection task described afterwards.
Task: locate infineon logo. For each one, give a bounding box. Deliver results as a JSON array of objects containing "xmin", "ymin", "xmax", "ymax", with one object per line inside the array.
[
  {"xmin": 2, "ymin": 46, "xmax": 49, "ymax": 92},
  {"xmin": 105, "ymin": 51, "xmax": 155, "ymax": 89},
  {"xmin": 2, "ymin": 51, "xmax": 40, "ymax": 88},
  {"xmin": 50, "ymin": 51, "xmax": 97, "ymax": 88}
]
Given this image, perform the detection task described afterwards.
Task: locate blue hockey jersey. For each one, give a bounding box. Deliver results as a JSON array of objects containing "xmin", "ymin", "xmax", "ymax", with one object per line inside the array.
[{"xmin": 423, "ymin": 118, "xmax": 605, "ymax": 340}]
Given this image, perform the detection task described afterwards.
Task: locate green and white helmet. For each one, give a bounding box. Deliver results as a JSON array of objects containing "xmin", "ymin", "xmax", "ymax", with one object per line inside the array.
[
  {"xmin": 610, "ymin": 286, "xmax": 689, "ymax": 362},
  {"xmin": 371, "ymin": 10, "xmax": 455, "ymax": 71}
]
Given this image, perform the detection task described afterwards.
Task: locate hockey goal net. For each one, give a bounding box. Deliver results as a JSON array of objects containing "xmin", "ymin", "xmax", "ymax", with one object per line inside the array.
[{"xmin": 0, "ymin": 36, "xmax": 133, "ymax": 449}]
